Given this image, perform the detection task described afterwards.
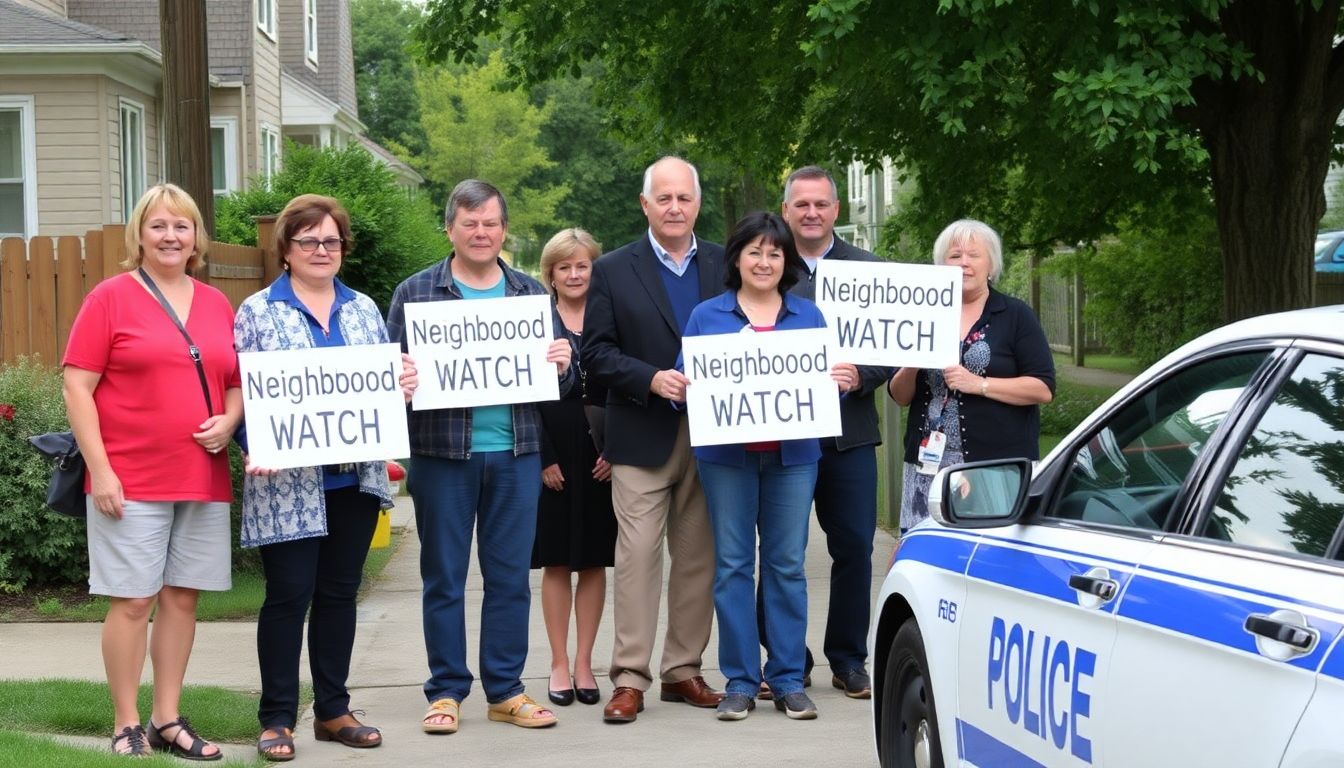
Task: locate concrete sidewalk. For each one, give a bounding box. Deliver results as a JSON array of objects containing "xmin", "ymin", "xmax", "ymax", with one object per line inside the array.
[{"xmin": 0, "ymin": 496, "xmax": 895, "ymax": 766}]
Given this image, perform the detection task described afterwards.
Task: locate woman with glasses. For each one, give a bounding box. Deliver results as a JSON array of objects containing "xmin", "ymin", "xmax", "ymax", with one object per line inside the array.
[{"xmin": 233, "ymin": 195, "xmax": 418, "ymax": 761}]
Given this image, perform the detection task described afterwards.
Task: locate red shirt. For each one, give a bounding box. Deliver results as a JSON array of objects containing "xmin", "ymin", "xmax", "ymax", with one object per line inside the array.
[{"xmin": 64, "ymin": 272, "xmax": 241, "ymax": 501}]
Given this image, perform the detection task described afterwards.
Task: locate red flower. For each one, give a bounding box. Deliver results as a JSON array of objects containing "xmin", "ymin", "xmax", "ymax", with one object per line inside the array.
[{"xmin": 0, "ymin": 404, "xmax": 14, "ymax": 422}]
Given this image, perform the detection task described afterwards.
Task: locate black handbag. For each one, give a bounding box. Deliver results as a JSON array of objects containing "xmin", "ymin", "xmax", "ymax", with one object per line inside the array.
[{"xmin": 27, "ymin": 431, "xmax": 87, "ymax": 518}]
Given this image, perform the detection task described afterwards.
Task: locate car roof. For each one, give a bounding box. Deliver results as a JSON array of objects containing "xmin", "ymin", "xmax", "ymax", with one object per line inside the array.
[{"xmin": 1039, "ymin": 304, "xmax": 1344, "ymax": 465}]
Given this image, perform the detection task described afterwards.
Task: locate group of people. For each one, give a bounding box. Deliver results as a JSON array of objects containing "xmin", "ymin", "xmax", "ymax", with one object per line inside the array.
[{"xmin": 63, "ymin": 156, "xmax": 1054, "ymax": 760}]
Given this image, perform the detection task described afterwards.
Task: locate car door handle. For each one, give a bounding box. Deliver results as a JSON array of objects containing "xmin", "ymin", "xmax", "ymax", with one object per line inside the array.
[
  {"xmin": 1068, "ymin": 573, "xmax": 1118, "ymax": 601},
  {"xmin": 1244, "ymin": 614, "xmax": 1317, "ymax": 651}
]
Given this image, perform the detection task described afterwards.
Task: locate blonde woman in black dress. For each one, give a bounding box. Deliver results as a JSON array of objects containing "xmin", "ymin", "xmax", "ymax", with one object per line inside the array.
[{"xmin": 532, "ymin": 228, "xmax": 616, "ymax": 707}]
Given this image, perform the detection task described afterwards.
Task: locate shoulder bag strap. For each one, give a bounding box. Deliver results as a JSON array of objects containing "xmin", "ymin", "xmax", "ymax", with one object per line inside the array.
[{"xmin": 137, "ymin": 267, "xmax": 214, "ymax": 416}]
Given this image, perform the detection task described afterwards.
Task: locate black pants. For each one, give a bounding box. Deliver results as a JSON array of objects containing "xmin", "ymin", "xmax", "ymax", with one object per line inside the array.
[{"xmin": 257, "ymin": 486, "xmax": 380, "ymax": 729}]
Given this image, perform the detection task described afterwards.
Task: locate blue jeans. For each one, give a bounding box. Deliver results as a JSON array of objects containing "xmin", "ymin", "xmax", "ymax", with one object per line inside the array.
[
  {"xmin": 411, "ymin": 451, "xmax": 541, "ymax": 704},
  {"xmin": 699, "ymin": 452, "xmax": 817, "ymax": 697}
]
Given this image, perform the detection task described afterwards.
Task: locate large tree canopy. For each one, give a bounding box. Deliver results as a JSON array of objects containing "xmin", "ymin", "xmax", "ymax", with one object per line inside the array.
[{"xmin": 418, "ymin": 0, "xmax": 1344, "ymax": 321}]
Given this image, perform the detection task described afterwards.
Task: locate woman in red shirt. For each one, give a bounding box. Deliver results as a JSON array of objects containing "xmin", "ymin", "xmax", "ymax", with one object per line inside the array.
[{"xmin": 63, "ymin": 183, "xmax": 242, "ymax": 759}]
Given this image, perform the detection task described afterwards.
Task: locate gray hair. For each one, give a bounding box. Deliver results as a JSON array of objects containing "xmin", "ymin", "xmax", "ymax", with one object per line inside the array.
[
  {"xmin": 445, "ymin": 179, "xmax": 508, "ymax": 228},
  {"xmin": 642, "ymin": 156, "xmax": 701, "ymax": 200},
  {"xmin": 933, "ymin": 219, "xmax": 1003, "ymax": 281},
  {"xmin": 783, "ymin": 165, "xmax": 838, "ymax": 203}
]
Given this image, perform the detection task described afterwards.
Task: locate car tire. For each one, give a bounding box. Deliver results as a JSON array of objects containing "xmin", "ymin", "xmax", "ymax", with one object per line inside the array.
[{"xmin": 880, "ymin": 617, "xmax": 944, "ymax": 768}]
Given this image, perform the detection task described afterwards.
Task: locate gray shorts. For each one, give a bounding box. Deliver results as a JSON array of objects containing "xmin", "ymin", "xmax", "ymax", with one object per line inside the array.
[{"xmin": 86, "ymin": 499, "xmax": 233, "ymax": 598}]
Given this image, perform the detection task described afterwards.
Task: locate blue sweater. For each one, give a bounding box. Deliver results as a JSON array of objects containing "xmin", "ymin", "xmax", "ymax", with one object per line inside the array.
[{"xmin": 680, "ymin": 290, "xmax": 832, "ymax": 467}]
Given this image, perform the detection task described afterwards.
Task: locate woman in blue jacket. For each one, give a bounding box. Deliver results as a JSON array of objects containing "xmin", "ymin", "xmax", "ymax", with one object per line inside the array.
[{"xmin": 681, "ymin": 212, "xmax": 849, "ymax": 721}]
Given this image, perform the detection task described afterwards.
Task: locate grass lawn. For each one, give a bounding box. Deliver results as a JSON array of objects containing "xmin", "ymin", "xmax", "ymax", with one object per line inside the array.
[
  {"xmin": 1052, "ymin": 351, "xmax": 1145, "ymax": 376},
  {"xmin": 0, "ymin": 680, "xmax": 263, "ymax": 743},
  {"xmin": 0, "ymin": 732, "xmax": 261, "ymax": 767},
  {"xmin": 7, "ymin": 527, "xmax": 401, "ymax": 623}
]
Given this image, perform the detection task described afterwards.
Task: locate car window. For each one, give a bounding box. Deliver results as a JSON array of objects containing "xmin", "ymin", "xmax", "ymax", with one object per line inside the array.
[
  {"xmin": 1049, "ymin": 352, "xmax": 1268, "ymax": 530},
  {"xmin": 1202, "ymin": 353, "xmax": 1344, "ymax": 558}
]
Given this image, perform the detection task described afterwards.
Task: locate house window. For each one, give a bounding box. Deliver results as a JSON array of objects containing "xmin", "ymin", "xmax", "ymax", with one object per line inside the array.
[
  {"xmin": 210, "ymin": 118, "xmax": 238, "ymax": 201},
  {"xmin": 883, "ymin": 158, "xmax": 895, "ymax": 207},
  {"xmin": 260, "ymin": 124, "xmax": 281, "ymax": 187},
  {"xmin": 256, "ymin": 0, "xmax": 276, "ymax": 40},
  {"xmin": 0, "ymin": 96, "xmax": 36, "ymax": 238},
  {"xmin": 305, "ymin": 0, "xmax": 318, "ymax": 64},
  {"xmin": 119, "ymin": 99, "xmax": 147, "ymax": 223}
]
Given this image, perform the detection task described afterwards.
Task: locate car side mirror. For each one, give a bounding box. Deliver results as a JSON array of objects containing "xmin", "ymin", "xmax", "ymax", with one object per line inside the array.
[{"xmin": 928, "ymin": 458, "xmax": 1033, "ymax": 528}]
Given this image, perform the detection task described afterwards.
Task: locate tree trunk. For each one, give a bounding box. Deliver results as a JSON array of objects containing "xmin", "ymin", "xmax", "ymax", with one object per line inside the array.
[{"xmin": 1197, "ymin": 0, "xmax": 1343, "ymax": 322}]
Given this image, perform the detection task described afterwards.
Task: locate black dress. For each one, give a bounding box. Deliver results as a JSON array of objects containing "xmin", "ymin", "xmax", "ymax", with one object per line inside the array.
[{"xmin": 531, "ymin": 324, "xmax": 617, "ymax": 569}]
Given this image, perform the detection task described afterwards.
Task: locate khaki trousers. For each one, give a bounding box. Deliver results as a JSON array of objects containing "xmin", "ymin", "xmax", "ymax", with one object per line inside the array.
[{"xmin": 608, "ymin": 417, "xmax": 715, "ymax": 690}]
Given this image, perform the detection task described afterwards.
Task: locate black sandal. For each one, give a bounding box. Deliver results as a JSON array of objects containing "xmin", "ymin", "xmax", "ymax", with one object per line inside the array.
[
  {"xmin": 148, "ymin": 716, "xmax": 223, "ymax": 761},
  {"xmin": 257, "ymin": 726, "xmax": 296, "ymax": 762},
  {"xmin": 313, "ymin": 710, "xmax": 382, "ymax": 748},
  {"xmin": 111, "ymin": 724, "xmax": 151, "ymax": 757}
]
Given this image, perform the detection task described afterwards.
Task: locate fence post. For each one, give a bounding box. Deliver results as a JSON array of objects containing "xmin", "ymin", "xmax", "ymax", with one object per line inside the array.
[
  {"xmin": 1071, "ymin": 270, "xmax": 1085, "ymax": 367},
  {"xmin": 255, "ymin": 215, "xmax": 280, "ymax": 286},
  {"xmin": 884, "ymin": 396, "xmax": 903, "ymax": 530},
  {"xmin": 103, "ymin": 224, "xmax": 126, "ymax": 277},
  {"xmin": 56, "ymin": 236, "xmax": 84, "ymax": 361},
  {"xmin": 1, "ymin": 238, "xmax": 28, "ymax": 365},
  {"xmin": 28, "ymin": 236, "xmax": 57, "ymax": 365}
]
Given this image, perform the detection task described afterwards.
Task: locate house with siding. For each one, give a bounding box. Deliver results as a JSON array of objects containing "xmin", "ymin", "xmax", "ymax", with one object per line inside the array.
[{"xmin": 0, "ymin": 0, "xmax": 421, "ymax": 240}]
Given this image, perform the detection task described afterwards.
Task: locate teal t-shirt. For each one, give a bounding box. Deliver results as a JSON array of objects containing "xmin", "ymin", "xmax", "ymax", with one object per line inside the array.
[{"xmin": 454, "ymin": 276, "xmax": 514, "ymax": 453}]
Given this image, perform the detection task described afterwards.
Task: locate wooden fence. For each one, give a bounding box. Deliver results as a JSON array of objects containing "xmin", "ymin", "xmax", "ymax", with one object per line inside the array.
[{"xmin": 0, "ymin": 219, "xmax": 277, "ymax": 366}]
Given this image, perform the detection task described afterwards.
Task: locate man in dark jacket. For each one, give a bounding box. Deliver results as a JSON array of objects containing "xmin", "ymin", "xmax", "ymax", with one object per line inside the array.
[{"xmin": 765, "ymin": 165, "xmax": 894, "ymax": 699}]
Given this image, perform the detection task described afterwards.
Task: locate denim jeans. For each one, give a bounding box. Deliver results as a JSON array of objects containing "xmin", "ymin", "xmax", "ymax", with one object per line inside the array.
[
  {"xmin": 256, "ymin": 486, "xmax": 379, "ymax": 728},
  {"xmin": 411, "ymin": 451, "xmax": 541, "ymax": 704},
  {"xmin": 698, "ymin": 452, "xmax": 817, "ymax": 697}
]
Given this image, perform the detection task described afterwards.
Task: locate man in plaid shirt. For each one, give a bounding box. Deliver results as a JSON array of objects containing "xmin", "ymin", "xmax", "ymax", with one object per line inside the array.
[{"xmin": 387, "ymin": 180, "xmax": 575, "ymax": 733}]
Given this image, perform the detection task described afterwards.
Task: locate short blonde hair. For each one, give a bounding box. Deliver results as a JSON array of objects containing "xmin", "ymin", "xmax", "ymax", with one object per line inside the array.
[
  {"xmin": 539, "ymin": 228, "xmax": 601, "ymax": 296},
  {"xmin": 122, "ymin": 183, "xmax": 209, "ymax": 272},
  {"xmin": 932, "ymin": 218, "xmax": 1003, "ymax": 281}
]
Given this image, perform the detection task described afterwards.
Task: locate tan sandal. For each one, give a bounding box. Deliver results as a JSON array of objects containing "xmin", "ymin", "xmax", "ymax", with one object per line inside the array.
[
  {"xmin": 422, "ymin": 698, "xmax": 460, "ymax": 734},
  {"xmin": 486, "ymin": 693, "xmax": 557, "ymax": 728}
]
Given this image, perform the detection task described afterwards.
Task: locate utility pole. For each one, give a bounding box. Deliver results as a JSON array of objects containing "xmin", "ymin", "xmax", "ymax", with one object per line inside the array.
[{"xmin": 159, "ymin": 0, "xmax": 214, "ymax": 235}]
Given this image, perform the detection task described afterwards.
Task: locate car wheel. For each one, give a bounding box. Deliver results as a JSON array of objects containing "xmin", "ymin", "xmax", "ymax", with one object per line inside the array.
[{"xmin": 880, "ymin": 618, "xmax": 944, "ymax": 768}]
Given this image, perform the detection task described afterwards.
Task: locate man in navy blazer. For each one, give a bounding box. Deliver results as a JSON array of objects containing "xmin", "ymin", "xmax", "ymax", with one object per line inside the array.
[{"xmin": 582, "ymin": 156, "xmax": 727, "ymax": 723}]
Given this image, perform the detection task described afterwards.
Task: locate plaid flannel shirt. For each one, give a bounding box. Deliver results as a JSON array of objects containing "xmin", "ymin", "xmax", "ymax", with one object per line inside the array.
[{"xmin": 386, "ymin": 255, "xmax": 575, "ymax": 459}]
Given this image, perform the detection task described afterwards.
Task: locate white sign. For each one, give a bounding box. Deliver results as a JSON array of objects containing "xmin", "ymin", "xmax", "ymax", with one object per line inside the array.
[
  {"xmin": 683, "ymin": 328, "xmax": 842, "ymax": 447},
  {"xmin": 815, "ymin": 260, "xmax": 962, "ymax": 368},
  {"xmin": 404, "ymin": 295, "xmax": 560, "ymax": 410},
  {"xmin": 240, "ymin": 343, "xmax": 410, "ymax": 470}
]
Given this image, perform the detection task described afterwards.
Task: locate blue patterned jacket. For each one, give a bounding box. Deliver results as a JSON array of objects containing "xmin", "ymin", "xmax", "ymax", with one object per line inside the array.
[{"xmin": 233, "ymin": 276, "xmax": 395, "ymax": 548}]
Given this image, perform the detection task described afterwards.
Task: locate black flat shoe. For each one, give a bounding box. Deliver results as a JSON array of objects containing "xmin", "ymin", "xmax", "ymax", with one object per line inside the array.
[
  {"xmin": 547, "ymin": 687, "xmax": 575, "ymax": 706},
  {"xmin": 575, "ymin": 686, "xmax": 601, "ymax": 705}
]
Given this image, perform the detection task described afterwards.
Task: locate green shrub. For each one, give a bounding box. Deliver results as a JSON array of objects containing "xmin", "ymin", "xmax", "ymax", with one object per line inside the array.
[
  {"xmin": 0, "ymin": 359, "xmax": 86, "ymax": 591},
  {"xmin": 0, "ymin": 360, "xmax": 258, "ymax": 591},
  {"xmin": 215, "ymin": 142, "xmax": 449, "ymax": 310}
]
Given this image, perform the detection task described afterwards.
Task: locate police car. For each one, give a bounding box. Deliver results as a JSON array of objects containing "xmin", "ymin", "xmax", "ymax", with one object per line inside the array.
[{"xmin": 869, "ymin": 305, "xmax": 1344, "ymax": 768}]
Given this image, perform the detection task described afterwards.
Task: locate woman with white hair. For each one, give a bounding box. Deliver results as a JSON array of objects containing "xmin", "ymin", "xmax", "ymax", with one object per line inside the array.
[{"xmin": 887, "ymin": 219, "xmax": 1055, "ymax": 531}]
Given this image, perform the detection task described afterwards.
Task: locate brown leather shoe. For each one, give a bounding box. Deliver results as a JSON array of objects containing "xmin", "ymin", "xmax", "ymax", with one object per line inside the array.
[
  {"xmin": 603, "ymin": 687, "xmax": 644, "ymax": 723},
  {"xmin": 659, "ymin": 676, "xmax": 724, "ymax": 708}
]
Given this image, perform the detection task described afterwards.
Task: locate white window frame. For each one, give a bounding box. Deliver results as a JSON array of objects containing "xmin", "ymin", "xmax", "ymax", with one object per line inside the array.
[
  {"xmin": 119, "ymin": 98, "xmax": 147, "ymax": 223},
  {"xmin": 0, "ymin": 95, "xmax": 37, "ymax": 239},
  {"xmin": 260, "ymin": 123, "xmax": 281, "ymax": 187},
  {"xmin": 304, "ymin": 0, "xmax": 319, "ymax": 66},
  {"xmin": 883, "ymin": 158, "xmax": 895, "ymax": 207},
  {"xmin": 210, "ymin": 117, "xmax": 239, "ymax": 199},
  {"xmin": 256, "ymin": 0, "xmax": 277, "ymax": 41}
]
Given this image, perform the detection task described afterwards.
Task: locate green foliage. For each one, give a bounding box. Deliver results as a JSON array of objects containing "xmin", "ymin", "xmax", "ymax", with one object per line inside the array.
[
  {"xmin": 414, "ymin": 54, "xmax": 568, "ymax": 245},
  {"xmin": 1040, "ymin": 379, "xmax": 1118, "ymax": 438},
  {"xmin": 214, "ymin": 143, "xmax": 448, "ymax": 310},
  {"xmin": 0, "ymin": 360, "xmax": 85, "ymax": 591},
  {"xmin": 415, "ymin": 0, "xmax": 1344, "ymax": 319},
  {"xmin": 529, "ymin": 74, "xmax": 649, "ymax": 251},
  {"xmin": 1074, "ymin": 192, "xmax": 1223, "ymax": 366},
  {"xmin": 352, "ymin": 0, "xmax": 429, "ymax": 159}
]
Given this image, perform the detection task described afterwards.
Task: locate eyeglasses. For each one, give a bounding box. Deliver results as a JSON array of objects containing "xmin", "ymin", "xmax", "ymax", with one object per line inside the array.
[{"xmin": 290, "ymin": 237, "xmax": 344, "ymax": 253}]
